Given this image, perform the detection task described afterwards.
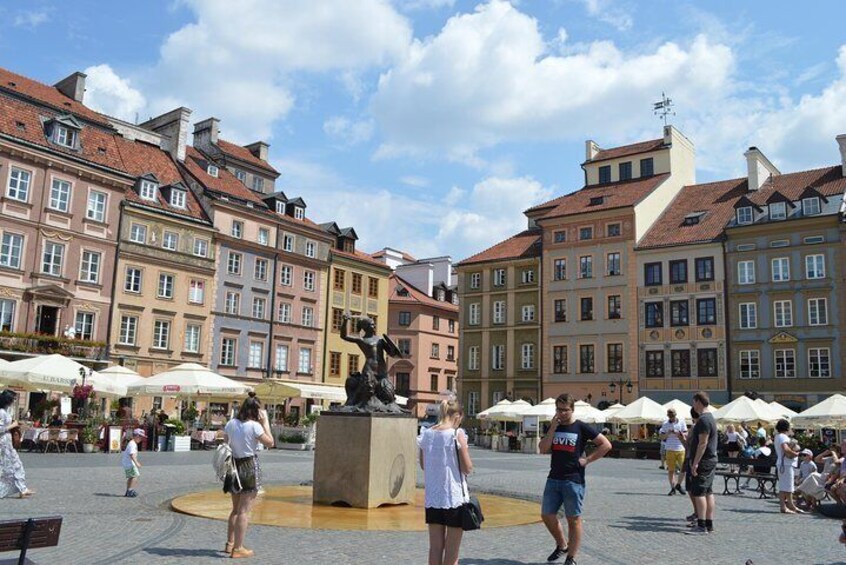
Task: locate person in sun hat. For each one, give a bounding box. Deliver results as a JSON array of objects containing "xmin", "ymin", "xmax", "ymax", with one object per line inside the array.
[{"xmin": 121, "ymin": 428, "xmax": 146, "ymax": 498}]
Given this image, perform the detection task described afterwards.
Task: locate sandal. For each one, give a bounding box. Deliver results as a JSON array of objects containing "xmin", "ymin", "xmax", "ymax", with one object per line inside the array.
[
  {"xmin": 18, "ymin": 490, "xmax": 35, "ymax": 499},
  {"xmin": 225, "ymin": 542, "xmax": 234, "ymax": 554}
]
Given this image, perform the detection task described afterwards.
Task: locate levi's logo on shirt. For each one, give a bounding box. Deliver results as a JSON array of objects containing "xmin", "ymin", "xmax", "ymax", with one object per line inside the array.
[{"xmin": 552, "ymin": 431, "xmax": 578, "ymax": 452}]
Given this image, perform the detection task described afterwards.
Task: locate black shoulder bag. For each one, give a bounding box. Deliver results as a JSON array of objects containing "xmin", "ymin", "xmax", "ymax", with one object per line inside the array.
[{"xmin": 454, "ymin": 430, "xmax": 484, "ymax": 531}]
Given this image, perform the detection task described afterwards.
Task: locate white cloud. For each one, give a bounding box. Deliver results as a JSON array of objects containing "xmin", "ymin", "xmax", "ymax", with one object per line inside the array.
[
  {"xmin": 400, "ymin": 175, "xmax": 430, "ymax": 187},
  {"xmin": 82, "ymin": 64, "xmax": 146, "ymax": 121},
  {"xmin": 576, "ymin": 0, "xmax": 633, "ymax": 32},
  {"xmin": 323, "ymin": 116, "xmax": 375, "ymax": 146},
  {"xmin": 14, "ymin": 10, "xmax": 49, "ymax": 28},
  {"xmin": 399, "ymin": 0, "xmax": 456, "ymax": 11}
]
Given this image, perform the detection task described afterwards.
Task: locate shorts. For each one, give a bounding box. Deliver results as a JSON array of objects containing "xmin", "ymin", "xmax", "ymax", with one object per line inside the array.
[
  {"xmin": 425, "ymin": 506, "xmax": 463, "ymax": 528},
  {"xmin": 726, "ymin": 441, "xmax": 740, "ymax": 452},
  {"xmin": 688, "ymin": 459, "xmax": 716, "ymax": 497},
  {"xmin": 223, "ymin": 456, "xmax": 259, "ymax": 494},
  {"xmin": 777, "ymin": 464, "xmax": 795, "ymax": 493},
  {"xmin": 665, "ymin": 450, "xmax": 685, "ymax": 473},
  {"xmin": 124, "ymin": 465, "xmax": 140, "ymax": 479},
  {"xmin": 542, "ymin": 479, "xmax": 585, "ymax": 518}
]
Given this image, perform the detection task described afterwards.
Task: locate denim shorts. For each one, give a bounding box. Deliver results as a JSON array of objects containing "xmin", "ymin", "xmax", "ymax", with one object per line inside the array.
[{"xmin": 542, "ymin": 479, "xmax": 585, "ymax": 517}]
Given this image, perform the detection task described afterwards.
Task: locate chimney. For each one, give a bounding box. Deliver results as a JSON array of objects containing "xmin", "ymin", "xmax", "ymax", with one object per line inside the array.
[
  {"xmin": 837, "ymin": 134, "xmax": 846, "ymax": 177},
  {"xmin": 244, "ymin": 141, "xmax": 269, "ymax": 162},
  {"xmin": 192, "ymin": 117, "xmax": 220, "ymax": 152},
  {"xmin": 744, "ymin": 147, "xmax": 780, "ymax": 191},
  {"xmin": 140, "ymin": 107, "xmax": 193, "ymax": 162},
  {"xmin": 585, "ymin": 140, "xmax": 600, "ymax": 161},
  {"xmin": 54, "ymin": 71, "xmax": 86, "ymax": 103}
]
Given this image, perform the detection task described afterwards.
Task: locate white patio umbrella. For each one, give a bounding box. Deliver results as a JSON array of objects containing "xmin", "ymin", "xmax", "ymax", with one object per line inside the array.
[
  {"xmin": 608, "ymin": 396, "xmax": 666, "ymax": 425},
  {"xmin": 575, "ymin": 400, "xmax": 606, "ymax": 424},
  {"xmin": 712, "ymin": 396, "xmax": 782, "ymax": 424},
  {"xmin": 766, "ymin": 400, "xmax": 797, "ymax": 420},
  {"xmin": 661, "ymin": 399, "xmax": 692, "ymax": 424},
  {"xmin": 497, "ymin": 399, "xmax": 533, "ymax": 422},
  {"xmin": 477, "ymin": 399, "xmax": 513, "ymax": 421},
  {"xmin": 791, "ymin": 394, "xmax": 846, "ymax": 429},
  {"xmin": 523, "ymin": 398, "xmax": 557, "ymax": 421},
  {"xmin": 125, "ymin": 363, "xmax": 252, "ymax": 397},
  {"xmin": 0, "ymin": 354, "xmax": 88, "ymax": 392}
]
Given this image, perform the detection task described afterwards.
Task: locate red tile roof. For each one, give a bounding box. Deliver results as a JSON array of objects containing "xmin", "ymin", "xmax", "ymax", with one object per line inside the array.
[
  {"xmin": 589, "ymin": 138, "xmax": 665, "ymax": 163},
  {"xmin": 389, "ymin": 274, "xmax": 458, "ymax": 312},
  {"xmin": 457, "ymin": 229, "xmax": 542, "ymax": 266},
  {"xmin": 332, "ymin": 248, "xmax": 392, "ymax": 270},
  {"xmin": 0, "ymin": 67, "xmax": 110, "ymax": 126},
  {"xmin": 217, "ymin": 139, "xmax": 279, "ymax": 175},
  {"xmin": 528, "ymin": 173, "xmax": 670, "ymax": 220},
  {"xmin": 183, "ymin": 146, "xmax": 268, "ymax": 207}
]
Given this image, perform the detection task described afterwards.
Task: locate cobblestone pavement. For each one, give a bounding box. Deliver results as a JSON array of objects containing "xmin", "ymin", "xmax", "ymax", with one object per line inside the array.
[{"xmin": 4, "ymin": 448, "xmax": 843, "ymax": 564}]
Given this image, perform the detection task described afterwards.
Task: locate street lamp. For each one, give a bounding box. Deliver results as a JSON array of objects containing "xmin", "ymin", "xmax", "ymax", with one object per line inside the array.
[
  {"xmin": 608, "ymin": 379, "xmax": 632, "ymax": 405},
  {"xmin": 78, "ymin": 366, "xmax": 92, "ymax": 420}
]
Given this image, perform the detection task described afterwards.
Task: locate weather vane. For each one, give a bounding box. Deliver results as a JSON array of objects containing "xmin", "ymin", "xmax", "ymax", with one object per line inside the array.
[{"xmin": 653, "ymin": 92, "xmax": 675, "ymax": 126}]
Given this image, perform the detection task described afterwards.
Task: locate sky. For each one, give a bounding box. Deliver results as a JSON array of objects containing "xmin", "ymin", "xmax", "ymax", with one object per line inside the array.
[{"xmin": 3, "ymin": 0, "xmax": 846, "ymax": 261}]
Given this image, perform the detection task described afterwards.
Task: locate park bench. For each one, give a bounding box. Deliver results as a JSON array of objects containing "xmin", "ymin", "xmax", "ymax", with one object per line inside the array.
[
  {"xmin": 715, "ymin": 456, "xmax": 777, "ymax": 499},
  {"xmin": 0, "ymin": 516, "xmax": 62, "ymax": 565}
]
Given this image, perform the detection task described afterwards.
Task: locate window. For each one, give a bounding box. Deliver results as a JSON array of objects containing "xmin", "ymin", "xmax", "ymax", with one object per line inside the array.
[
  {"xmin": 224, "ymin": 291, "xmax": 240, "ymax": 315},
  {"xmin": 738, "ymin": 260, "xmax": 755, "ymax": 284},
  {"xmin": 49, "ymin": 179, "xmax": 71, "ymax": 212},
  {"xmin": 428, "ymin": 374, "xmax": 438, "ymax": 392},
  {"xmin": 579, "ymin": 256, "xmax": 593, "ymax": 279},
  {"xmin": 54, "ymin": 125, "xmax": 77, "ymax": 148},
  {"xmin": 368, "ymin": 277, "xmax": 379, "ymax": 297},
  {"xmin": 645, "ymin": 302, "xmax": 663, "ymax": 328},
  {"xmin": 302, "ymin": 306, "xmax": 314, "ymax": 327},
  {"xmin": 774, "ymin": 349, "xmax": 796, "ymax": 378},
  {"xmin": 396, "ymin": 373, "xmax": 411, "ymax": 398},
  {"xmin": 554, "ymin": 299, "xmax": 566, "ymax": 322},
  {"xmin": 433, "ymin": 316, "xmax": 440, "ymax": 330},
  {"xmin": 695, "ymin": 257, "xmax": 714, "ymax": 282},
  {"xmin": 298, "ymin": 348, "xmax": 312, "ymax": 373},
  {"xmin": 428, "ymin": 343, "xmax": 439, "ymax": 359},
  {"xmin": 252, "ymin": 177, "xmax": 264, "ymax": 192},
  {"xmin": 469, "ymin": 303, "xmax": 480, "ymax": 325},
  {"xmin": 739, "ymin": 302, "xmax": 757, "ymax": 329},
  {"xmin": 304, "ymin": 271, "xmax": 315, "ymax": 291},
  {"xmin": 493, "ymin": 300, "xmax": 506, "ymax": 324},
  {"xmin": 193, "ymin": 238, "xmax": 209, "ymax": 257},
  {"xmin": 248, "ymin": 342, "xmax": 264, "ymax": 368},
  {"xmin": 671, "ymin": 350, "xmax": 690, "ymax": 377},
  {"xmin": 118, "ymin": 315, "xmax": 138, "ymax": 345},
  {"xmin": 184, "ymin": 325, "xmax": 201, "ymax": 353},
  {"xmin": 521, "ymin": 304, "xmax": 535, "ymax": 322},
  {"xmin": 808, "ymin": 298, "xmax": 828, "ymax": 326},
  {"xmin": 139, "ymin": 180, "xmax": 157, "ymax": 201},
  {"xmin": 589, "ymin": 196, "xmax": 604, "ymax": 206},
  {"xmin": 184, "ymin": 278, "xmax": 205, "ymax": 305},
  {"xmin": 493, "ymin": 269, "xmax": 506, "ymax": 287},
  {"xmin": 736, "ymin": 207, "xmax": 753, "ymax": 224},
  {"xmin": 220, "ymin": 338, "xmax": 236, "ymax": 366},
  {"xmin": 399, "ymin": 339, "xmax": 412, "ymax": 356},
  {"xmin": 580, "ymin": 297, "xmax": 593, "ymax": 321},
  {"xmin": 492, "ymin": 345, "xmax": 505, "ymax": 370},
  {"xmin": 7, "ymin": 167, "xmax": 31, "ymax": 202},
  {"xmin": 449, "ymin": 319, "xmax": 455, "ymax": 333},
  {"xmin": 553, "ymin": 346, "xmax": 568, "ymax": 374},
  {"xmin": 606, "ymin": 252, "xmax": 621, "ymax": 276},
  {"xmin": 274, "ymin": 344, "xmax": 288, "ymax": 371},
  {"xmin": 554, "ymin": 230, "xmax": 567, "ymax": 243},
  {"xmin": 579, "ymin": 345, "xmax": 595, "ymax": 373},
  {"xmin": 283, "ymin": 235, "xmax": 294, "ymax": 252},
  {"xmin": 124, "ymin": 267, "xmax": 142, "ymax": 293},
  {"xmin": 646, "ymin": 351, "xmax": 664, "ymax": 377},
  {"xmin": 74, "ymin": 312, "xmax": 94, "ymax": 341},
  {"xmin": 275, "ymin": 200, "xmax": 285, "ymax": 214},
  {"xmin": 352, "ymin": 273, "xmax": 362, "ymax": 294},
  {"xmin": 398, "ymin": 311, "xmax": 411, "ymax": 326},
  {"xmin": 521, "ymin": 343, "xmax": 534, "ymax": 369},
  {"xmin": 607, "ymin": 343, "xmax": 623, "ymax": 373},
  {"xmin": 41, "ymin": 242, "xmax": 64, "ymax": 276},
  {"xmin": 329, "ymin": 352, "xmax": 341, "ymax": 376},
  {"xmin": 334, "ymin": 269, "xmax": 345, "ymax": 290},
  {"xmin": 468, "ymin": 346, "xmax": 479, "ymax": 370},
  {"xmin": 305, "ymin": 241, "xmax": 316, "ymax": 258},
  {"xmin": 805, "ymin": 254, "xmax": 825, "ymax": 279},
  {"xmin": 644, "ymin": 262, "xmax": 662, "ymax": 286},
  {"xmin": 280, "ymin": 265, "xmax": 292, "ymax": 286},
  {"xmin": 669, "ymin": 260, "xmax": 688, "ymax": 284},
  {"xmin": 739, "ymin": 350, "xmax": 760, "ymax": 379},
  {"xmin": 619, "ymin": 161, "xmax": 632, "ymax": 180},
  {"xmin": 606, "ymin": 223, "xmax": 621, "ymax": 237},
  {"xmin": 640, "ymin": 157, "xmax": 654, "ymax": 177},
  {"xmin": 130, "ymin": 223, "xmax": 147, "ymax": 244},
  {"xmin": 207, "ymin": 164, "xmax": 219, "ymax": 177},
  {"xmin": 579, "ymin": 227, "xmax": 593, "ymax": 240},
  {"xmin": 152, "ymin": 320, "xmax": 171, "ymax": 350},
  {"xmin": 769, "ymin": 201, "xmax": 786, "ymax": 220},
  {"xmin": 670, "ymin": 300, "xmax": 689, "ymax": 326},
  {"xmin": 804, "ymin": 235, "xmax": 825, "ymax": 245},
  {"xmin": 696, "ymin": 348, "xmax": 717, "ymax": 377},
  {"xmin": 157, "ymin": 273, "xmax": 174, "ymax": 299},
  {"xmin": 774, "ymin": 300, "xmax": 793, "ymax": 327},
  {"xmin": 696, "ymin": 298, "xmax": 717, "ymax": 325},
  {"xmin": 252, "ymin": 297, "xmax": 266, "ymax": 319},
  {"xmin": 447, "ymin": 345, "xmax": 455, "ymax": 361},
  {"xmin": 802, "ymin": 197, "xmax": 821, "ymax": 216},
  {"xmin": 607, "ymin": 295, "xmax": 621, "ymax": 319},
  {"xmin": 231, "ymin": 221, "xmax": 244, "ymax": 239},
  {"xmin": 279, "ymin": 303, "xmax": 292, "ymax": 324},
  {"xmin": 254, "ymin": 258, "xmax": 268, "ymax": 281},
  {"xmin": 170, "ymin": 189, "xmax": 186, "ymax": 209},
  {"xmin": 771, "ymin": 257, "xmax": 790, "ymax": 282},
  {"xmin": 0, "ymin": 233, "xmax": 23, "ymax": 269},
  {"xmin": 470, "ymin": 272, "xmax": 481, "ymax": 289},
  {"xmin": 79, "ymin": 251, "xmax": 100, "ymax": 283},
  {"xmin": 521, "ymin": 269, "xmax": 535, "ymax": 284},
  {"xmin": 598, "ymin": 165, "xmax": 611, "ymax": 183},
  {"xmin": 294, "ymin": 207, "xmax": 304, "ymax": 220},
  {"xmin": 809, "ymin": 348, "xmax": 831, "ymax": 378},
  {"xmin": 447, "ymin": 376, "xmax": 455, "ymax": 391},
  {"xmin": 553, "ymin": 259, "xmax": 566, "ymax": 281},
  {"xmin": 227, "ymin": 252, "xmax": 242, "ymax": 275}
]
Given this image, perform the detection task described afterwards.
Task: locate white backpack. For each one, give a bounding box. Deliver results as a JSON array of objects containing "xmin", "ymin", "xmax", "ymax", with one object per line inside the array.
[{"xmin": 212, "ymin": 443, "xmax": 241, "ymax": 490}]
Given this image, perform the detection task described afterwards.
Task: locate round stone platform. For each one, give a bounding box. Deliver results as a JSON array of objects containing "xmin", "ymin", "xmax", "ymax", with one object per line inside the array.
[{"xmin": 171, "ymin": 485, "xmax": 541, "ymax": 531}]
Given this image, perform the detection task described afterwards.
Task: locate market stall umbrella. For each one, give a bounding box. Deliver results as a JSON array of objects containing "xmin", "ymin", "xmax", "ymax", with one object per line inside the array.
[
  {"xmin": 712, "ymin": 395, "xmax": 782, "ymax": 424},
  {"xmin": 497, "ymin": 399, "xmax": 533, "ymax": 422},
  {"xmin": 791, "ymin": 394, "xmax": 846, "ymax": 429},
  {"xmin": 767, "ymin": 400, "xmax": 798, "ymax": 420},
  {"xmin": 0, "ymin": 354, "xmax": 90, "ymax": 392},
  {"xmin": 125, "ymin": 363, "xmax": 252, "ymax": 397},
  {"xmin": 523, "ymin": 398, "xmax": 557, "ymax": 421},
  {"xmin": 608, "ymin": 397, "xmax": 666, "ymax": 425},
  {"xmin": 662, "ymin": 399, "xmax": 693, "ymax": 422},
  {"xmin": 575, "ymin": 400, "xmax": 606, "ymax": 424},
  {"xmin": 477, "ymin": 399, "xmax": 513, "ymax": 421}
]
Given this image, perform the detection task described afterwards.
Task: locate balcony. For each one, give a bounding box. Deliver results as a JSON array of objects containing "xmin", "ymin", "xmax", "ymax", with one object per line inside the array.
[{"xmin": 0, "ymin": 331, "xmax": 107, "ymax": 360}]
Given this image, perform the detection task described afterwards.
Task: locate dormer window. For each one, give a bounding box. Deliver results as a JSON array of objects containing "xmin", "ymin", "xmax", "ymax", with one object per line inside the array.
[
  {"xmin": 235, "ymin": 170, "xmax": 246, "ymax": 182},
  {"xmin": 589, "ymin": 196, "xmax": 604, "ymax": 206},
  {"xmin": 276, "ymin": 201, "xmax": 285, "ymax": 214},
  {"xmin": 736, "ymin": 207, "xmax": 753, "ymax": 225},
  {"xmin": 769, "ymin": 201, "xmax": 786, "ymax": 220},
  {"xmin": 252, "ymin": 177, "xmax": 264, "ymax": 192},
  {"xmin": 46, "ymin": 115, "xmax": 82, "ymax": 150},
  {"xmin": 207, "ymin": 164, "xmax": 219, "ymax": 177},
  {"xmin": 139, "ymin": 180, "xmax": 158, "ymax": 201},
  {"xmin": 802, "ymin": 197, "xmax": 821, "ymax": 216},
  {"xmin": 683, "ymin": 212, "xmax": 706, "ymax": 226},
  {"xmin": 169, "ymin": 189, "xmax": 186, "ymax": 209},
  {"xmin": 55, "ymin": 125, "xmax": 77, "ymax": 148},
  {"xmin": 294, "ymin": 207, "xmax": 304, "ymax": 220}
]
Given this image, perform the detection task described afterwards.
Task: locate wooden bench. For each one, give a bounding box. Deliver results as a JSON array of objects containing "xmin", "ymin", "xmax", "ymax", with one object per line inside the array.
[
  {"xmin": 0, "ymin": 516, "xmax": 62, "ymax": 565},
  {"xmin": 715, "ymin": 456, "xmax": 777, "ymax": 499}
]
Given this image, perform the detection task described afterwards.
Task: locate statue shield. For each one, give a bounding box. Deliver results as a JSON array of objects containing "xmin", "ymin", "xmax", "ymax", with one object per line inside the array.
[{"xmin": 382, "ymin": 334, "xmax": 402, "ymax": 358}]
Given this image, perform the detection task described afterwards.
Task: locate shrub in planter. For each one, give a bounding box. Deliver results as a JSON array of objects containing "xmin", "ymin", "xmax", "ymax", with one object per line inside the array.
[
  {"xmin": 165, "ymin": 418, "xmax": 186, "ymax": 435},
  {"xmin": 278, "ymin": 433, "xmax": 307, "ymax": 444}
]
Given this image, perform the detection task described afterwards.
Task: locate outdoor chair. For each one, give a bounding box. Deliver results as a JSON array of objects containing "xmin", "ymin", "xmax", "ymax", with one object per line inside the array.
[
  {"xmin": 39, "ymin": 429, "xmax": 62, "ymax": 453},
  {"xmin": 61, "ymin": 429, "xmax": 79, "ymax": 453}
]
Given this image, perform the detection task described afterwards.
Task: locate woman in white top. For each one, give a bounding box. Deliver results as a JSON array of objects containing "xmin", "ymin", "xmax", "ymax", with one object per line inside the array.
[
  {"xmin": 418, "ymin": 398, "xmax": 474, "ymax": 565},
  {"xmin": 773, "ymin": 419, "xmax": 803, "ymax": 514},
  {"xmin": 222, "ymin": 393, "xmax": 274, "ymax": 558},
  {"xmin": 725, "ymin": 424, "xmax": 741, "ymax": 471}
]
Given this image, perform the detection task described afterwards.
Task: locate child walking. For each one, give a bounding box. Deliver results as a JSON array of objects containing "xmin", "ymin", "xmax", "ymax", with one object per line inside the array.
[{"xmin": 122, "ymin": 428, "xmax": 146, "ymax": 497}]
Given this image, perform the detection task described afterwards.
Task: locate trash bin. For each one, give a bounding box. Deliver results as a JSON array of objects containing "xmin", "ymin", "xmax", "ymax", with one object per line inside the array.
[{"xmin": 162, "ymin": 423, "xmax": 177, "ymax": 452}]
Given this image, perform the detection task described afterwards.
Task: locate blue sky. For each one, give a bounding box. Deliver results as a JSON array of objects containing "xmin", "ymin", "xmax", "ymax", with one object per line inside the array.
[{"xmin": 3, "ymin": 0, "xmax": 846, "ymax": 261}]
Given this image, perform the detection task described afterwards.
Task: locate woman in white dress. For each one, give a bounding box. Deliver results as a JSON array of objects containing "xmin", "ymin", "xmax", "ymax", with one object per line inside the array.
[
  {"xmin": 0, "ymin": 390, "xmax": 34, "ymax": 498},
  {"xmin": 418, "ymin": 398, "xmax": 474, "ymax": 565},
  {"xmin": 774, "ymin": 419, "xmax": 802, "ymax": 514}
]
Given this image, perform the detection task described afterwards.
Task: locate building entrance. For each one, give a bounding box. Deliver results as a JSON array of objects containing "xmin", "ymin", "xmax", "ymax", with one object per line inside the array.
[{"xmin": 36, "ymin": 305, "xmax": 60, "ymax": 335}]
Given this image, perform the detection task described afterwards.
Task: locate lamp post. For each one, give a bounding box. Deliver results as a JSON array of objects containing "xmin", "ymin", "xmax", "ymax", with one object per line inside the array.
[
  {"xmin": 78, "ymin": 366, "xmax": 91, "ymax": 420},
  {"xmin": 608, "ymin": 378, "xmax": 632, "ymax": 405}
]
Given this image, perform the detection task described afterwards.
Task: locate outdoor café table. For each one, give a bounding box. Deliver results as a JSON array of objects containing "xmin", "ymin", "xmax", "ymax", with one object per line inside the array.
[
  {"xmin": 23, "ymin": 428, "xmax": 70, "ymax": 451},
  {"xmin": 191, "ymin": 430, "xmax": 218, "ymax": 449}
]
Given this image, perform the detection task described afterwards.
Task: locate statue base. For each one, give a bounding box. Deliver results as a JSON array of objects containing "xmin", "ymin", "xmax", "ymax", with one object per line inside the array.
[{"xmin": 313, "ymin": 412, "xmax": 417, "ymax": 509}]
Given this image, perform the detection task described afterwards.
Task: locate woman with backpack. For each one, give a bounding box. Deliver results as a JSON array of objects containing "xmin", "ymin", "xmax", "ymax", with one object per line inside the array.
[{"xmin": 223, "ymin": 392, "xmax": 274, "ymax": 558}]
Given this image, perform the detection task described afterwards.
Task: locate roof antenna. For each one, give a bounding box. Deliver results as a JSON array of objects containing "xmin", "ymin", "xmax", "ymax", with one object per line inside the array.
[{"xmin": 653, "ymin": 92, "xmax": 675, "ymax": 126}]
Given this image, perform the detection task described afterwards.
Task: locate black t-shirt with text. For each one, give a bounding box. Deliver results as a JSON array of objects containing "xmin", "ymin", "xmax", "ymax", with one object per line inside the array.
[
  {"xmin": 548, "ymin": 420, "xmax": 599, "ymax": 484},
  {"xmin": 688, "ymin": 412, "xmax": 718, "ymax": 463}
]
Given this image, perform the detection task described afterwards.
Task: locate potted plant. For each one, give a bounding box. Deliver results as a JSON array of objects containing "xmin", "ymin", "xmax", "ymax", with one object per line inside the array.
[
  {"xmin": 277, "ymin": 432, "xmax": 309, "ymax": 451},
  {"xmin": 81, "ymin": 424, "xmax": 99, "ymax": 453}
]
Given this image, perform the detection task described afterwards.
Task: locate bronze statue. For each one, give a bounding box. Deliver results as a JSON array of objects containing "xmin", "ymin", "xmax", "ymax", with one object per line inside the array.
[{"xmin": 336, "ymin": 314, "xmax": 406, "ymax": 413}]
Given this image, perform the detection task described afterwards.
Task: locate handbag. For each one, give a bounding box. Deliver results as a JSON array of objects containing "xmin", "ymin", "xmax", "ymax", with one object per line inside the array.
[{"xmin": 454, "ymin": 430, "xmax": 484, "ymax": 531}]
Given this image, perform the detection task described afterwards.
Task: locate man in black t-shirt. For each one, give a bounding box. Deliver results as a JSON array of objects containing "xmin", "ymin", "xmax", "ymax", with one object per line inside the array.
[
  {"xmin": 539, "ymin": 394, "xmax": 612, "ymax": 564},
  {"xmin": 685, "ymin": 391, "xmax": 718, "ymax": 535}
]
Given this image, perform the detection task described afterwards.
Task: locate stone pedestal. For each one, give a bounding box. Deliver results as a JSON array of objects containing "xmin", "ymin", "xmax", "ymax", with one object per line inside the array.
[{"xmin": 313, "ymin": 412, "xmax": 417, "ymax": 508}]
